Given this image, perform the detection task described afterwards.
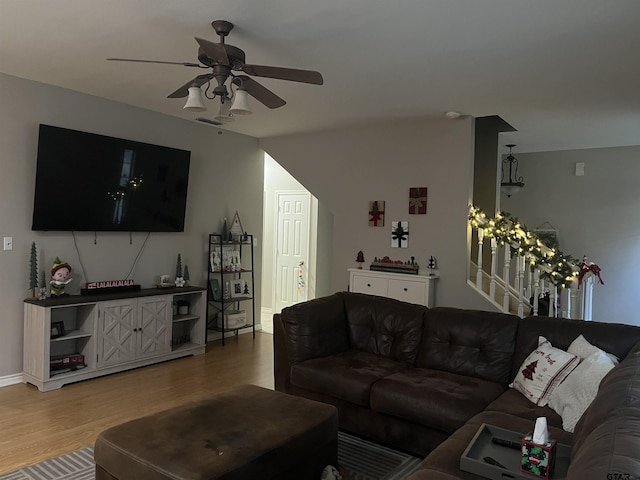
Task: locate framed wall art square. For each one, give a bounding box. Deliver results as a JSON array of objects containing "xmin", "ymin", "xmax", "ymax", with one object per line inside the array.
[
  {"xmin": 369, "ymin": 201, "xmax": 385, "ymax": 227},
  {"xmin": 409, "ymin": 187, "xmax": 427, "ymax": 214}
]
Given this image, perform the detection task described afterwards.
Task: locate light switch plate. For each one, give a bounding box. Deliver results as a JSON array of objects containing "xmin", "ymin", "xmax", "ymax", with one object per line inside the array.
[{"xmin": 3, "ymin": 237, "xmax": 13, "ymax": 251}]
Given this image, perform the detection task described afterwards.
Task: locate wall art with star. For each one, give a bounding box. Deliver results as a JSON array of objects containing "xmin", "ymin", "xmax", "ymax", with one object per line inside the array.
[{"xmin": 409, "ymin": 187, "xmax": 427, "ymax": 214}]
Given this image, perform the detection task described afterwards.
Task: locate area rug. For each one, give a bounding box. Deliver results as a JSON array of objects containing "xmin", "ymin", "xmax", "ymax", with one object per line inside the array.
[{"xmin": 1, "ymin": 432, "xmax": 421, "ymax": 480}]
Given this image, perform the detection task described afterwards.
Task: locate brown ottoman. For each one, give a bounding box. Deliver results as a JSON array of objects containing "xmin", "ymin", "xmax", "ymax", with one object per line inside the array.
[{"xmin": 94, "ymin": 384, "xmax": 338, "ymax": 480}]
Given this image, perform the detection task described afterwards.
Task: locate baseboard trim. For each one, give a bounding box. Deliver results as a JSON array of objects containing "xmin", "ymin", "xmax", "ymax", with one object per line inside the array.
[{"xmin": 0, "ymin": 373, "xmax": 23, "ymax": 388}]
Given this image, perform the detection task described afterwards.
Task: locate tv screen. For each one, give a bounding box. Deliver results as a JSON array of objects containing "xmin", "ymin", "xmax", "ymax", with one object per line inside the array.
[{"xmin": 32, "ymin": 125, "xmax": 191, "ymax": 232}]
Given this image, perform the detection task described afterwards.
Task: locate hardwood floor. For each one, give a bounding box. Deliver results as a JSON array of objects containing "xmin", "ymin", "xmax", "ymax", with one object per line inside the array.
[{"xmin": 0, "ymin": 332, "xmax": 274, "ymax": 474}]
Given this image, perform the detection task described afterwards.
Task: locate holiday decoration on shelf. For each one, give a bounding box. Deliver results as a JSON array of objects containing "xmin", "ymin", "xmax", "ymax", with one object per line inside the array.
[
  {"xmin": 370, "ymin": 256, "xmax": 419, "ymax": 274},
  {"xmin": 175, "ymin": 253, "xmax": 185, "ymax": 287},
  {"xmin": 38, "ymin": 271, "xmax": 47, "ymax": 300},
  {"xmin": 368, "ymin": 201, "xmax": 385, "ymax": 227},
  {"xmin": 409, "ymin": 187, "xmax": 427, "ymax": 215},
  {"xmin": 468, "ymin": 205, "xmax": 580, "ymax": 287},
  {"xmin": 29, "ymin": 241, "xmax": 38, "ymax": 298},
  {"xmin": 577, "ymin": 255, "xmax": 604, "ymax": 287},
  {"xmin": 391, "ymin": 221, "xmax": 409, "ymax": 248},
  {"xmin": 355, "ymin": 251, "xmax": 365, "ymax": 269},
  {"xmin": 230, "ymin": 211, "xmax": 245, "ymax": 241},
  {"xmin": 222, "ymin": 217, "xmax": 229, "ymax": 241},
  {"xmin": 428, "ymin": 256, "xmax": 437, "ymax": 275},
  {"xmin": 183, "ymin": 265, "xmax": 190, "ymax": 286},
  {"xmin": 50, "ymin": 257, "xmax": 72, "ymax": 297}
]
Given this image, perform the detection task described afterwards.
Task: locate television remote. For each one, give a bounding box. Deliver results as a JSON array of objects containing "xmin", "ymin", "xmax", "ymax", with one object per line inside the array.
[{"xmin": 491, "ymin": 437, "xmax": 521, "ymax": 450}]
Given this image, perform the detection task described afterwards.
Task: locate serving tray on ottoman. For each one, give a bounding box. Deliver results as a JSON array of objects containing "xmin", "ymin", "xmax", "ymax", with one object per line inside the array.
[
  {"xmin": 94, "ymin": 384, "xmax": 338, "ymax": 480},
  {"xmin": 460, "ymin": 423, "xmax": 571, "ymax": 480}
]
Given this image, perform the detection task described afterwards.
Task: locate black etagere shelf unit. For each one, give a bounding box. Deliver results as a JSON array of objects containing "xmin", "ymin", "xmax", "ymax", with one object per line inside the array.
[{"xmin": 207, "ymin": 233, "xmax": 256, "ymax": 345}]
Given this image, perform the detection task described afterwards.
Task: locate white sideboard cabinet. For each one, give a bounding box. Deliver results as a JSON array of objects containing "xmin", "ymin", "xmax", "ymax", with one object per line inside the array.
[
  {"xmin": 348, "ymin": 268, "xmax": 438, "ymax": 307},
  {"xmin": 23, "ymin": 286, "xmax": 206, "ymax": 392}
]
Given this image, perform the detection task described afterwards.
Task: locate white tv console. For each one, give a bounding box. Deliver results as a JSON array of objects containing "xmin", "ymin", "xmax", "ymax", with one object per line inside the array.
[{"xmin": 23, "ymin": 286, "xmax": 206, "ymax": 392}]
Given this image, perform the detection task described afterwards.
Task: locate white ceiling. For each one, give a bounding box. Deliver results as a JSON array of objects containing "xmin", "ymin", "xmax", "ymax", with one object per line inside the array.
[{"xmin": 1, "ymin": 0, "xmax": 639, "ymax": 153}]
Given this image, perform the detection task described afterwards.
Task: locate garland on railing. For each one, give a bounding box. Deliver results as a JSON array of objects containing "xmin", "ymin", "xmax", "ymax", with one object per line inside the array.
[{"xmin": 468, "ymin": 205, "xmax": 578, "ymax": 287}]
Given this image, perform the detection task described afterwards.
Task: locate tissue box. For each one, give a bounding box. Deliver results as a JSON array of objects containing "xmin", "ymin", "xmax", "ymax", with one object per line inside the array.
[{"xmin": 521, "ymin": 433, "xmax": 557, "ymax": 479}]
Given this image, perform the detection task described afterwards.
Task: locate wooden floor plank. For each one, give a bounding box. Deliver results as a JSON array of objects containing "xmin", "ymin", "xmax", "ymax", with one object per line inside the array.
[{"xmin": 0, "ymin": 332, "xmax": 274, "ymax": 474}]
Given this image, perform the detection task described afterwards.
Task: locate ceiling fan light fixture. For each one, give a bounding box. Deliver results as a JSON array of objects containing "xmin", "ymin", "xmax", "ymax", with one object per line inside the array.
[
  {"xmin": 183, "ymin": 86, "xmax": 207, "ymax": 112},
  {"xmin": 213, "ymin": 97, "xmax": 235, "ymax": 123},
  {"xmin": 229, "ymin": 88, "xmax": 252, "ymax": 115}
]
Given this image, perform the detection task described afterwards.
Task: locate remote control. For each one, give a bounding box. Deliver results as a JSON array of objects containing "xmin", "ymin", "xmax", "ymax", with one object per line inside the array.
[
  {"xmin": 491, "ymin": 437, "xmax": 521, "ymax": 450},
  {"xmin": 484, "ymin": 456, "xmax": 506, "ymax": 469}
]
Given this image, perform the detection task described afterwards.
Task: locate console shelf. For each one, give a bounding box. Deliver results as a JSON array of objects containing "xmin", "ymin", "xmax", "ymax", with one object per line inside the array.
[{"xmin": 23, "ymin": 286, "xmax": 206, "ymax": 392}]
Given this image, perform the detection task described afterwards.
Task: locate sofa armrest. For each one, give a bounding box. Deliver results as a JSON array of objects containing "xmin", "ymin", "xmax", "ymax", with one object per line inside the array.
[{"xmin": 274, "ymin": 293, "xmax": 350, "ymax": 392}]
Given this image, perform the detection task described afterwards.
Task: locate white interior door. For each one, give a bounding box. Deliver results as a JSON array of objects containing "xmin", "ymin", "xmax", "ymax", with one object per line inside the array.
[{"xmin": 274, "ymin": 191, "xmax": 310, "ymax": 313}]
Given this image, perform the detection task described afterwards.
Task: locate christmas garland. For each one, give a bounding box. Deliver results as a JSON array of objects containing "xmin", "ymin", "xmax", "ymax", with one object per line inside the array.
[{"xmin": 468, "ymin": 205, "xmax": 579, "ymax": 287}]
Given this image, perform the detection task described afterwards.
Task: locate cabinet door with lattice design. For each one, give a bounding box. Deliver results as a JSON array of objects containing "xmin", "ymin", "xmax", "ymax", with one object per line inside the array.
[
  {"xmin": 97, "ymin": 299, "xmax": 136, "ymax": 368},
  {"xmin": 137, "ymin": 296, "xmax": 171, "ymax": 359}
]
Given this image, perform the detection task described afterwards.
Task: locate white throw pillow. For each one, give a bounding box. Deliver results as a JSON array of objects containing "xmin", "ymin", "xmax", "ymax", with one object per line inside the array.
[
  {"xmin": 568, "ymin": 334, "xmax": 619, "ymax": 365},
  {"xmin": 548, "ymin": 350, "xmax": 615, "ymax": 432},
  {"xmin": 511, "ymin": 336, "xmax": 580, "ymax": 406}
]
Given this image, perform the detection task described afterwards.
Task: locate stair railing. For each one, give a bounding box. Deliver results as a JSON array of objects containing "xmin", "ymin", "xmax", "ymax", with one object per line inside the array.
[{"xmin": 468, "ymin": 206, "xmax": 596, "ymax": 320}]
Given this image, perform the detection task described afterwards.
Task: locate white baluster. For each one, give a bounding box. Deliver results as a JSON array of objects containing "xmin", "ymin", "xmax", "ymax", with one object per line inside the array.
[
  {"xmin": 489, "ymin": 238, "xmax": 497, "ymax": 301},
  {"xmin": 517, "ymin": 254, "xmax": 525, "ymax": 317},
  {"xmin": 569, "ymin": 280, "xmax": 579, "ymax": 319},
  {"xmin": 476, "ymin": 228, "xmax": 484, "ymax": 289},
  {"xmin": 532, "ymin": 268, "xmax": 540, "ymax": 316},
  {"xmin": 550, "ymin": 286, "xmax": 558, "ymax": 317},
  {"xmin": 582, "ymin": 275, "xmax": 594, "ymax": 321},
  {"xmin": 503, "ymin": 244, "xmax": 511, "ymax": 312}
]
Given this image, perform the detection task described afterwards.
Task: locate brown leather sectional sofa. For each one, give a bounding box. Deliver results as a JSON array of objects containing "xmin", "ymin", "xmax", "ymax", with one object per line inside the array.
[{"xmin": 273, "ymin": 292, "xmax": 640, "ymax": 479}]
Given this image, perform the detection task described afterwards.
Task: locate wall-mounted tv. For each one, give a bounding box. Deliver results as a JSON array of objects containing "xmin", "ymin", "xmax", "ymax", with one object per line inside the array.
[{"xmin": 32, "ymin": 125, "xmax": 191, "ymax": 232}]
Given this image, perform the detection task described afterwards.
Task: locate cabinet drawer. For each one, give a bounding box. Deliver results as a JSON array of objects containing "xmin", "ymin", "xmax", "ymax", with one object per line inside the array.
[
  {"xmin": 388, "ymin": 279, "xmax": 427, "ymax": 305},
  {"xmin": 351, "ymin": 274, "xmax": 388, "ymax": 296}
]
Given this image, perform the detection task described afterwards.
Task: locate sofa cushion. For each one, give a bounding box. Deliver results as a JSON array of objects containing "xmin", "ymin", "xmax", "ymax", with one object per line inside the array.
[
  {"xmin": 281, "ymin": 293, "xmax": 349, "ymax": 364},
  {"xmin": 290, "ymin": 350, "xmax": 408, "ymax": 407},
  {"xmin": 568, "ymin": 333, "xmax": 619, "ymax": 364},
  {"xmin": 510, "ymin": 336, "xmax": 580, "ymax": 406},
  {"xmin": 417, "ymin": 307, "xmax": 518, "ymax": 385},
  {"xmin": 547, "ymin": 350, "xmax": 616, "ymax": 432},
  {"xmin": 483, "ymin": 389, "xmax": 564, "ymax": 429},
  {"xmin": 409, "ymin": 410, "xmax": 573, "ymax": 480},
  {"xmin": 370, "ymin": 368, "xmax": 505, "ymax": 434},
  {"xmin": 341, "ymin": 292, "xmax": 426, "ymax": 365},
  {"xmin": 569, "ymin": 346, "xmax": 640, "ymax": 478}
]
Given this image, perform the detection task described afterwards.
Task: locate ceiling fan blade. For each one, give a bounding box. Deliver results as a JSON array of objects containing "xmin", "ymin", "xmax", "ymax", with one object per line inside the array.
[
  {"xmin": 167, "ymin": 74, "xmax": 214, "ymax": 98},
  {"xmin": 107, "ymin": 58, "xmax": 205, "ymax": 68},
  {"xmin": 240, "ymin": 64, "xmax": 323, "ymax": 85},
  {"xmin": 195, "ymin": 37, "xmax": 229, "ymax": 65},
  {"xmin": 233, "ymin": 76, "xmax": 286, "ymax": 109}
]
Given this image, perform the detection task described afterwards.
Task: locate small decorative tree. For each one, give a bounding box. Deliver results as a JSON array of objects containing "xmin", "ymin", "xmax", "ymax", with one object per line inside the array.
[
  {"xmin": 175, "ymin": 254, "xmax": 185, "ymax": 287},
  {"xmin": 175, "ymin": 253, "xmax": 183, "ymax": 279},
  {"xmin": 29, "ymin": 242, "xmax": 38, "ymax": 298},
  {"xmin": 183, "ymin": 265, "xmax": 190, "ymax": 286}
]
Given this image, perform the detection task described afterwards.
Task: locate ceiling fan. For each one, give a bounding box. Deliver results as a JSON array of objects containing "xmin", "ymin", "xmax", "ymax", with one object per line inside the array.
[{"xmin": 107, "ymin": 19, "xmax": 324, "ymax": 116}]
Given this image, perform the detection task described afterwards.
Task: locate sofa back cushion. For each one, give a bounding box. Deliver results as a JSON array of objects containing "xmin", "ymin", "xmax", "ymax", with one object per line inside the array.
[
  {"xmin": 567, "ymin": 342, "xmax": 640, "ymax": 478},
  {"xmin": 340, "ymin": 292, "xmax": 426, "ymax": 365},
  {"xmin": 281, "ymin": 293, "xmax": 349, "ymax": 364},
  {"xmin": 417, "ymin": 307, "xmax": 519, "ymax": 385},
  {"xmin": 512, "ymin": 316, "xmax": 640, "ymax": 381}
]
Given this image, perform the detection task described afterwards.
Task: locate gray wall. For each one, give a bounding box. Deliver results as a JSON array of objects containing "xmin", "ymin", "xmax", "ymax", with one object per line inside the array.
[
  {"xmin": 261, "ymin": 117, "xmax": 491, "ymax": 310},
  {"xmin": 0, "ymin": 73, "xmax": 264, "ymax": 379},
  {"xmin": 501, "ymin": 146, "xmax": 640, "ymax": 325}
]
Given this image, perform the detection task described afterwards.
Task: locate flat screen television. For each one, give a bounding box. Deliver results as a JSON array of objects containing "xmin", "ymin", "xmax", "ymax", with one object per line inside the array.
[{"xmin": 32, "ymin": 125, "xmax": 191, "ymax": 232}]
